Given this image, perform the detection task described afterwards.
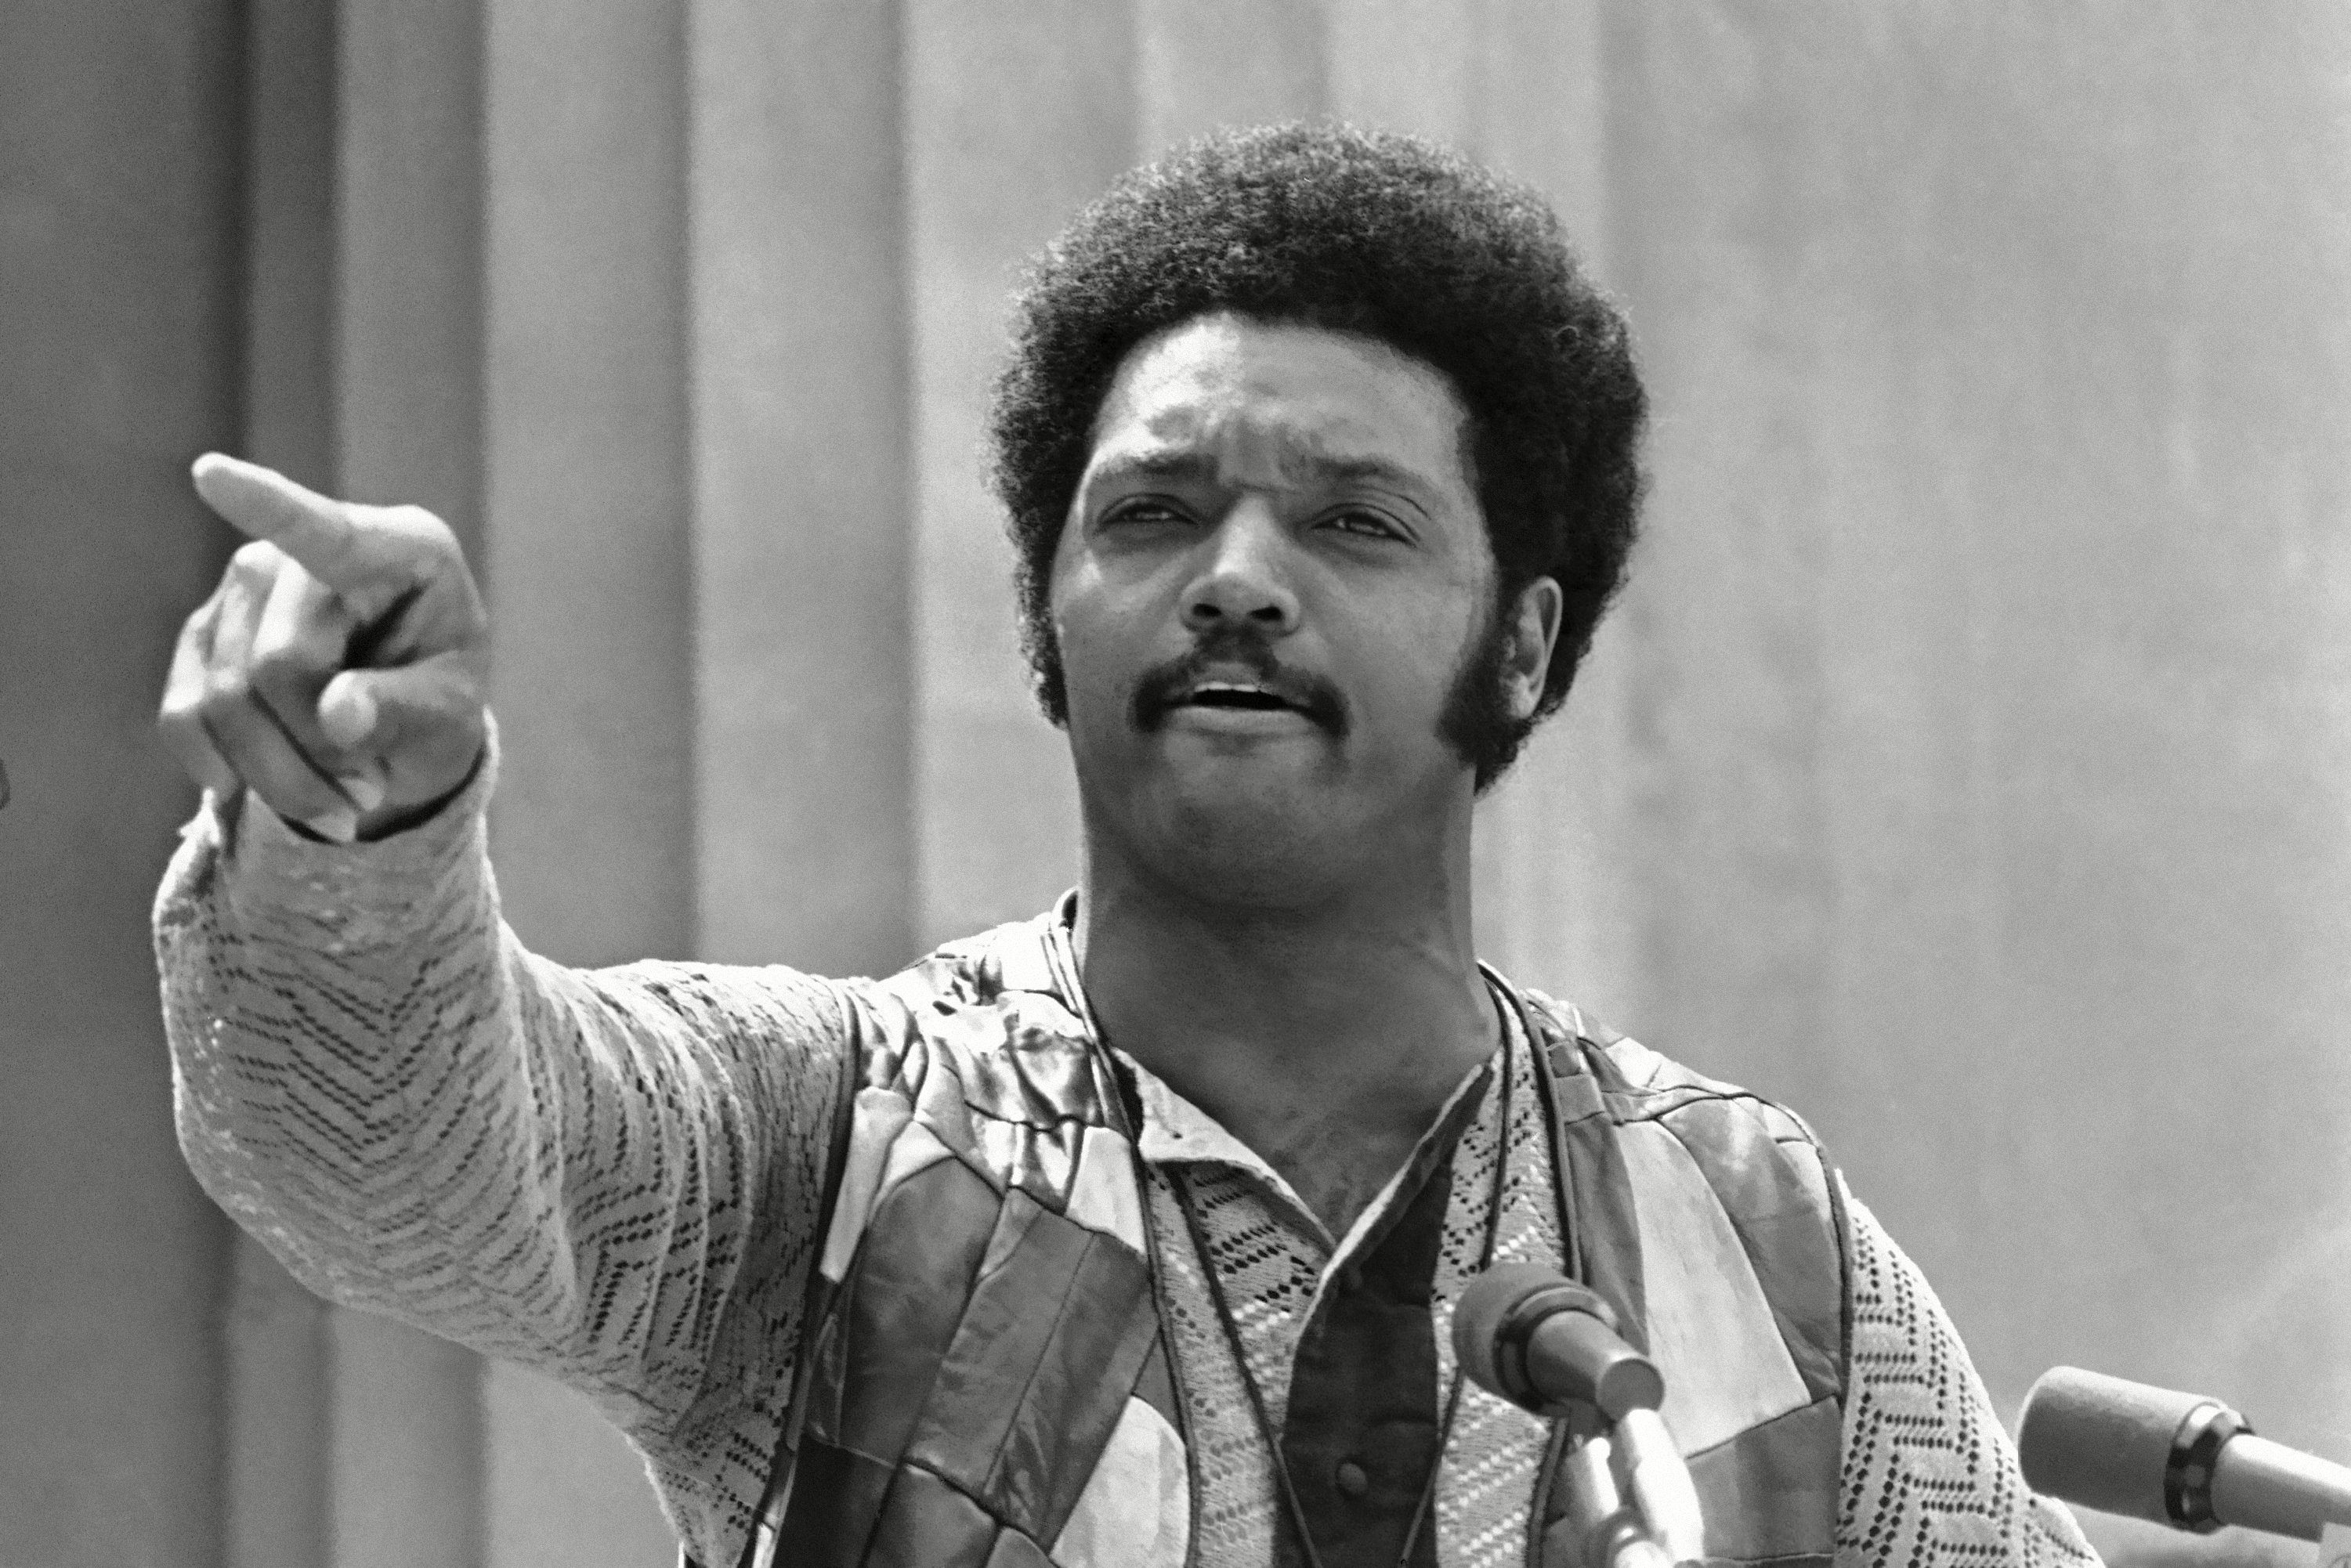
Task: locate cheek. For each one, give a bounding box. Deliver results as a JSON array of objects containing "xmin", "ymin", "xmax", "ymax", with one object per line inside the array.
[
  {"xmin": 1049, "ymin": 572, "xmax": 1136, "ymax": 719},
  {"xmin": 1344, "ymin": 590, "xmax": 1485, "ymax": 727}
]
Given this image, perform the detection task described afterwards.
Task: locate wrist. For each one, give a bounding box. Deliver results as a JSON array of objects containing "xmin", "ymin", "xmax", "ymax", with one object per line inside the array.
[{"xmin": 353, "ymin": 744, "xmax": 487, "ymax": 842}]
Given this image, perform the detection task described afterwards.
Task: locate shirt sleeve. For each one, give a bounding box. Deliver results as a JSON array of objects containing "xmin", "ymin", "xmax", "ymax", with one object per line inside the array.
[
  {"xmin": 1833, "ymin": 1185, "xmax": 2104, "ymax": 1568},
  {"xmin": 154, "ymin": 721, "xmax": 855, "ymax": 1558}
]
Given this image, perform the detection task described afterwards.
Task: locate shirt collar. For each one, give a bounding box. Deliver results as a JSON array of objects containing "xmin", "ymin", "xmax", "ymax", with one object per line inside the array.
[
  {"xmin": 1039, "ymin": 893, "xmax": 1521, "ymax": 1261},
  {"xmin": 1114, "ymin": 1020, "xmax": 1511, "ymax": 1268}
]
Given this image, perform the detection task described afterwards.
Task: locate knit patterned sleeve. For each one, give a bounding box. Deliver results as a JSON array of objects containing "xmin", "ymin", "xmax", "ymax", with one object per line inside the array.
[
  {"xmin": 1834, "ymin": 1187, "xmax": 2103, "ymax": 1567},
  {"xmin": 154, "ymin": 726, "xmax": 854, "ymax": 1479}
]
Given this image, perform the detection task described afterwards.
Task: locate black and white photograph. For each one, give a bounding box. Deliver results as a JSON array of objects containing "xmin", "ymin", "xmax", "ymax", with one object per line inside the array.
[{"xmin": 2, "ymin": 4, "xmax": 2346, "ymax": 1566}]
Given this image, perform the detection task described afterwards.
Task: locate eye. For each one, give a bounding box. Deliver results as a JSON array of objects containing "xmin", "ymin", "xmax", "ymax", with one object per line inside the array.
[
  {"xmin": 1318, "ymin": 506, "xmax": 1406, "ymax": 541},
  {"xmin": 1099, "ymin": 497, "xmax": 1192, "ymax": 529}
]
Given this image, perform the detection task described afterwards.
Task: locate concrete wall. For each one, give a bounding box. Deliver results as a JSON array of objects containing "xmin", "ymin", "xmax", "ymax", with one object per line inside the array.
[
  {"xmin": 1512, "ymin": 10, "xmax": 2351, "ymax": 1560},
  {"xmin": 0, "ymin": 4, "xmax": 242, "ymax": 1564},
  {"xmin": 1644, "ymin": 18, "xmax": 2350, "ymax": 1564},
  {"xmin": 2, "ymin": 4, "xmax": 2342, "ymax": 1566}
]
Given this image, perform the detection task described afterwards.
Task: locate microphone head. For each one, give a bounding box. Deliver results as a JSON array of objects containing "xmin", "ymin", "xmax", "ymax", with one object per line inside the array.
[
  {"xmin": 1453, "ymin": 1262, "xmax": 1564, "ymax": 1401},
  {"xmin": 1454, "ymin": 1263, "xmax": 1634, "ymax": 1415},
  {"xmin": 2016, "ymin": 1367, "xmax": 2227, "ymax": 1528}
]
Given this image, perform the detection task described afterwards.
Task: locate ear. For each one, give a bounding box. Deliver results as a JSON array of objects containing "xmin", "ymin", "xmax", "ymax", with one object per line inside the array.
[{"xmin": 1499, "ymin": 576, "xmax": 1564, "ymax": 723}]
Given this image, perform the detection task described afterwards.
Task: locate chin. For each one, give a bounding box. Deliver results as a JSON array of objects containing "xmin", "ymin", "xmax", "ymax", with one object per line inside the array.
[
  {"xmin": 1148, "ymin": 819, "xmax": 1344, "ymax": 912},
  {"xmin": 1069, "ymin": 717, "xmax": 1465, "ymax": 909},
  {"xmin": 1125, "ymin": 761, "xmax": 1379, "ymax": 910}
]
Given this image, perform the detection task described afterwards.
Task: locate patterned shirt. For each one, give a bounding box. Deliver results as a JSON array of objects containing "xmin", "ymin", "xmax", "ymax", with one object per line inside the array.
[{"xmin": 157, "ymin": 734, "xmax": 2099, "ymax": 1568}]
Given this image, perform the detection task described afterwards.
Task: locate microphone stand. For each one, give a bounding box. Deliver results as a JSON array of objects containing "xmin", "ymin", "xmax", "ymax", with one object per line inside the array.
[
  {"xmin": 1453, "ymin": 1264, "xmax": 1705, "ymax": 1566},
  {"xmin": 1552, "ymin": 1405, "xmax": 1705, "ymax": 1568}
]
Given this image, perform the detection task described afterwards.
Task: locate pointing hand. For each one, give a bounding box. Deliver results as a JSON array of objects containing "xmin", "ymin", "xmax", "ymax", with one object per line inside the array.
[{"xmin": 159, "ymin": 454, "xmax": 490, "ymax": 841}]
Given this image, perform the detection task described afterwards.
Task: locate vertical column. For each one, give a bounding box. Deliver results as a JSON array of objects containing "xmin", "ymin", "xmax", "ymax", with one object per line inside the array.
[
  {"xmin": 227, "ymin": 2, "xmax": 341, "ymax": 1562},
  {"xmin": 0, "ymin": 6, "xmax": 244, "ymax": 1564},
  {"xmin": 234, "ymin": 0, "xmax": 499, "ymax": 1559},
  {"xmin": 223, "ymin": 1238, "xmax": 331, "ymax": 1568},
  {"xmin": 689, "ymin": 0, "xmax": 914, "ymax": 974},
  {"xmin": 338, "ymin": 0, "xmax": 487, "ymax": 547},
  {"xmin": 327, "ymin": 7, "xmax": 494, "ymax": 1566},
  {"xmin": 905, "ymin": 0, "xmax": 1136, "ymax": 948},
  {"xmin": 246, "ymin": 0, "xmax": 339, "ymax": 486},
  {"xmin": 476, "ymin": 2, "xmax": 693, "ymax": 1564},
  {"xmin": 480, "ymin": 0, "xmax": 692, "ymax": 965}
]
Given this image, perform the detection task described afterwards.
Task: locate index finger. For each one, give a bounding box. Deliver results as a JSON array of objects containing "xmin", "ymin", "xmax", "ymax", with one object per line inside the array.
[{"xmin": 190, "ymin": 453, "xmax": 367, "ymax": 591}]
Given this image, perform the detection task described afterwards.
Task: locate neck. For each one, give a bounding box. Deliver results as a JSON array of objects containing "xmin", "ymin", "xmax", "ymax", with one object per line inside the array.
[{"xmin": 1072, "ymin": 809, "xmax": 1497, "ymax": 1237}]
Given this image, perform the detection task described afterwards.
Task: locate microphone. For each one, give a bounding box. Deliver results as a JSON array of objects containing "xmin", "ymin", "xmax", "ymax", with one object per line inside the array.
[
  {"xmin": 1455, "ymin": 1263, "xmax": 1701, "ymax": 1566},
  {"xmin": 2017, "ymin": 1367, "xmax": 2351, "ymax": 1542},
  {"xmin": 1453, "ymin": 1262, "xmax": 1664, "ymax": 1420}
]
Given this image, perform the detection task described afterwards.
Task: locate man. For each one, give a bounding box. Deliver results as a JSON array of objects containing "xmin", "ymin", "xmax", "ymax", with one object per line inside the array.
[{"xmin": 158, "ymin": 125, "xmax": 2096, "ymax": 1568}]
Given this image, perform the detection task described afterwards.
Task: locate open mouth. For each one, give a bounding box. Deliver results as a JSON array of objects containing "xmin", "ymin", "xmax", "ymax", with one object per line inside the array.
[
  {"xmin": 1130, "ymin": 641, "xmax": 1349, "ymax": 735},
  {"xmin": 1181, "ymin": 684, "xmax": 1297, "ymax": 713}
]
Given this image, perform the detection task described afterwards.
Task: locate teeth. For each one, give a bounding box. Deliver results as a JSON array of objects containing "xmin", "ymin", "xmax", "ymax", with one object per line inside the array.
[{"xmin": 1184, "ymin": 681, "xmax": 1289, "ymax": 711}]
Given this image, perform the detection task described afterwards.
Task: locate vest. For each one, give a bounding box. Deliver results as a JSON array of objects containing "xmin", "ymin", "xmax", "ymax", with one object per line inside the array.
[{"xmin": 731, "ymin": 911, "xmax": 1850, "ymax": 1568}]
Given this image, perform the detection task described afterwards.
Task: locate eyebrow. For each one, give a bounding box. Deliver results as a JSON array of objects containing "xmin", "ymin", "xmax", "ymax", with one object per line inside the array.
[{"xmin": 1089, "ymin": 448, "xmax": 1440, "ymax": 508}]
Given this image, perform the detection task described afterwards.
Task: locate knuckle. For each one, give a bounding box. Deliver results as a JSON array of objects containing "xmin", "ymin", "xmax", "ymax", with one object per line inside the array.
[{"xmin": 202, "ymin": 665, "xmax": 253, "ymax": 710}]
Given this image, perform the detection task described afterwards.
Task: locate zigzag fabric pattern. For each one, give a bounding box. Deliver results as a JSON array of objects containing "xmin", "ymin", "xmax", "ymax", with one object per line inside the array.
[
  {"xmin": 160, "ymin": 729, "xmax": 2104, "ymax": 1568},
  {"xmin": 1836, "ymin": 1194, "xmax": 2101, "ymax": 1568},
  {"xmin": 158, "ymin": 765, "xmax": 855, "ymax": 1568}
]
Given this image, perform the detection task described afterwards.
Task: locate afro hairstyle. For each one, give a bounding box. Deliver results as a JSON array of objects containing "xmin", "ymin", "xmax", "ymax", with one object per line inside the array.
[{"xmin": 987, "ymin": 121, "xmax": 1646, "ymax": 786}]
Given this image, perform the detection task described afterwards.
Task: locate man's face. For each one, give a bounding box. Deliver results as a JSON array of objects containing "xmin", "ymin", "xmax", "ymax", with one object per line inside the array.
[{"xmin": 1051, "ymin": 312, "xmax": 1531, "ymax": 906}]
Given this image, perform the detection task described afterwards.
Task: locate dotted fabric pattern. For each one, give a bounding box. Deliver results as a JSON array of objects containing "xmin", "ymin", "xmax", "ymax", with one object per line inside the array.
[
  {"xmin": 1138, "ymin": 1015, "xmax": 1560, "ymax": 1568},
  {"xmin": 157, "ymin": 730, "xmax": 2102, "ymax": 1568},
  {"xmin": 1427, "ymin": 1027, "xmax": 1565, "ymax": 1568},
  {"xmin": 1835, "ymin": 1194, "xmax": 2102, "ymax": 1568}
]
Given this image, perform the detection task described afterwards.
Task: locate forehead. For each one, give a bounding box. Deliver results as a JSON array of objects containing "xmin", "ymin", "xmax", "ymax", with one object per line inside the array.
[{"xmin": 1083, "ymin": 313, "xmax": 1473, "ymax": 496}]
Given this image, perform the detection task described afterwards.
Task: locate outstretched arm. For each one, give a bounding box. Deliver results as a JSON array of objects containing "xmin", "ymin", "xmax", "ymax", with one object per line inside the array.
[
  {"xmin": 158, "ymin": 733, "xmax": 850, "ymax": 1424},
  {"xmin": 154, "ymin": 457, "xmax": 853, "ymax": 1561}
]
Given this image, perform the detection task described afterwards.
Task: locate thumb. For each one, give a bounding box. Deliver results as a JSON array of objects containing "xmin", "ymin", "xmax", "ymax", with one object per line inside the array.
[
  {"xmin": 316, "ymin": 655, "xmax": 484, "ymax": 794},
  {"xmin": 319, "ymin": 669, "xmax": 380, "ymax": 750}
]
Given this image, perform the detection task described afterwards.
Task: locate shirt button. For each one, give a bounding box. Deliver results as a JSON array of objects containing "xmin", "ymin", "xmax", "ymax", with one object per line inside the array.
[{"xmin": 1334, "ymin": 1460, "xmax": 1370, "ymax": 1498}]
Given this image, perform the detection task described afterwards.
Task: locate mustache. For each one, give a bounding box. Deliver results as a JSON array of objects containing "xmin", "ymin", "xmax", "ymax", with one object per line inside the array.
[{"xmin": 1129, "ymin": 628, "xmax": 1350, "ymax": 735}]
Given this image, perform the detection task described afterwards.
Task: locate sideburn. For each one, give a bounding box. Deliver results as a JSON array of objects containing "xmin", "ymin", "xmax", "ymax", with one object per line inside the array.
[{"xmin": 1437, "ymin": 595, "xmax": 1528, "ymax": 792}]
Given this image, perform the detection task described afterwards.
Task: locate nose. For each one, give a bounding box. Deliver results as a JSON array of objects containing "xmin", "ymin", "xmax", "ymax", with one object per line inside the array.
[{"xmin": 1181, "ymin": 500, "xmax": 1300, "ymax": 638}]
